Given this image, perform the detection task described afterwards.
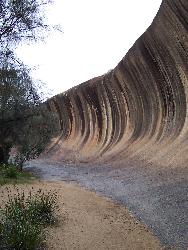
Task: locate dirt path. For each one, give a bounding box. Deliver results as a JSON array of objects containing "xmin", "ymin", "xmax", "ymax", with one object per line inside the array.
[
  {"xmin": 0, "ymin": 181, "xmax": 161, "ymax": 250},
  {"xmin": 26, "ymin": 159, "xmax": 188, "ymax": 249}
]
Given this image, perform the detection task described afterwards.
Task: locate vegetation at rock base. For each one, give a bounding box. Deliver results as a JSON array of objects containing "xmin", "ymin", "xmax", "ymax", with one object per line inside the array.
[
  {"xmin": 0, "ymin": 61, "xmax": 59, "ymax": 169},
  {"xmin": 0, "ymin": 163, "xmax": 36, "ymax": 185},
  {"xmin": 0, "ymin": 0, "xmax": 61, "ymax": 168},
  {"xmin": 0, "ymin": 187, "xmax": 59, "ymax": 250}
]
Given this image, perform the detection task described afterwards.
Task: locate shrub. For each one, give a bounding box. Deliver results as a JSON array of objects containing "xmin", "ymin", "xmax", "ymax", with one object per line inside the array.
[
  {"xmin": 27, "ymin": 189, "xmax": 59, "ymax": 226},
  {"xmin": 0, "ymin": 189, "xmax": 43, "ymax": 250},
  {"xmin": 0, "ymin": 188, "xmax": 59, "ymax": 250},
  {"xmin": 0, "ymin": 163, "xmax": 36, "ymax": 185},
  {"xmin": 4, "ymin": 165, "xmax": 18, "ymax": 179},
  {"xmin": 1, "ymin": 213, "xmax": 43, "ymax": 250}
]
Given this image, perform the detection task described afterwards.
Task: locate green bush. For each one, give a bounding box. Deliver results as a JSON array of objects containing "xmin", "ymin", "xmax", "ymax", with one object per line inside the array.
[
  {"xmin": 1, "ymin": 213, "xmax": 42, "ymax": 250},
  {"xmin": 0, "ymin": 164, "xmax": 36, "ymax": 185},
  {"xmin": 4, "ymin": 165, "xmax": 18, "ymax": 179},
  {"xmin": 0, "ymin": 188, "xmax": 59, "ymax": 250},
  {"xmin": 27, "ymin": 189, "xmax": 59, "ymax": 226}
]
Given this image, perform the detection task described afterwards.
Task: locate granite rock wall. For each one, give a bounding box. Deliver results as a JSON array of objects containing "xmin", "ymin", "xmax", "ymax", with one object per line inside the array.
[{"xmin": 47, "ymin": 0, "xmax": 188, "ymax": 168}]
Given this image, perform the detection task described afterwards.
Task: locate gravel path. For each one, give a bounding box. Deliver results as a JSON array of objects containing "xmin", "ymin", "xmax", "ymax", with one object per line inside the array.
[{"xmin": 26, "ymin": 159, "xmax": 188, "ymax": 249}]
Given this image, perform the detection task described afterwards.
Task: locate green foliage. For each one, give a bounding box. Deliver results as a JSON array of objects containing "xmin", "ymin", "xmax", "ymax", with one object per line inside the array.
[
  {"xmin": 0, "ymin": 0, "xmax": 53, "ymax": 46},
  {"xmin": 0, "ymin": 63, "xmax": 41, "ymax": 165},
  {"xmin": 0, "ymin": 163, "xmax": 36, "ymax": 185},
  {"xmin": 0, "ymin": 212, "xmax": 43, "ymax": 250},
  {"xmin": 3, "ymin": 164, "xmax": 18, "ymax": 178},
  {"xmin": 14, "ymin": 107, "xmax": 59, "ymax": 169},
  {"xmin": 0, "ymin": 58, "xmax": 59, "ymax": 168},
  {"xmin": 0, "ymin": 0, "xmax": 60, "ymax": 167},
  {"xmin": 0, "ymin": 190, "xmax": 43, "ymax": 250},
  {"xmin": 0, "ymin": 188, "xmax": 59, "ymax": 249},
  {"xmin": 27, "ymin": 189, "xmax": 59, "ymax": 226}
]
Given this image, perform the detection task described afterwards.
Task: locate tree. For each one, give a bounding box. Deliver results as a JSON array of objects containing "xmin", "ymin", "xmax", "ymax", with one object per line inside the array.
[
  {"xmin": 0, "ymin": 0, "xmax": 60, "ymax": 167},
  {"xmin": 0, "ymin": 54, "xmax": 59, "ymax": 167},
  {"xmin": 0, "ymin": 63, "xmax": 38, "ymax": 164},
  {"xmin": 0, "ymin": 0, "xmax": 53, "ymax": 45}
]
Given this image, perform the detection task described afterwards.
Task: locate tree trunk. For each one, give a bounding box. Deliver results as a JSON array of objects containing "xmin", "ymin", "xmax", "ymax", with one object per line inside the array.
[
  {"xmin": 0, "ymin": 144, "xmax": 11, "ymax": 164},
  {"xmin": 0, "ymin": 147, "xmax": 5, "ymax": 163}
]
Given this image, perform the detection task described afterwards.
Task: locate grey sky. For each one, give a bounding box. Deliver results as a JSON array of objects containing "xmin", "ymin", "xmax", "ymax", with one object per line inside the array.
[{"xmin": 16, "ymin": 0, "xmax": 162, "ymax": 96}]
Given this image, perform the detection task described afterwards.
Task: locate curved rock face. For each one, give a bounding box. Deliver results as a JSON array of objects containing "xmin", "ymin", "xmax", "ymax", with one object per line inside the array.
[{"xmin": 47, "ymin": 0, "xmax": 188, "ymax": 168}]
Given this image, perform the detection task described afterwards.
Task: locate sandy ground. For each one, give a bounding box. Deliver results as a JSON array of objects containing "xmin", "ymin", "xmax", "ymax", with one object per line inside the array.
[
  {"xmin": 26, "ymin": 160, "xmax": 188, "ymax": 249},
  {"xmin": 0, "ymin": 180, "xmax": 162, "ymax": 250}
]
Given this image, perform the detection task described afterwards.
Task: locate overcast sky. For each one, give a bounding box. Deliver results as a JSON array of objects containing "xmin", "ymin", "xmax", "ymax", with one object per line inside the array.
[{"xmin": 16, "ymin": 0, "xmax": 162, "ymax": 97}]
